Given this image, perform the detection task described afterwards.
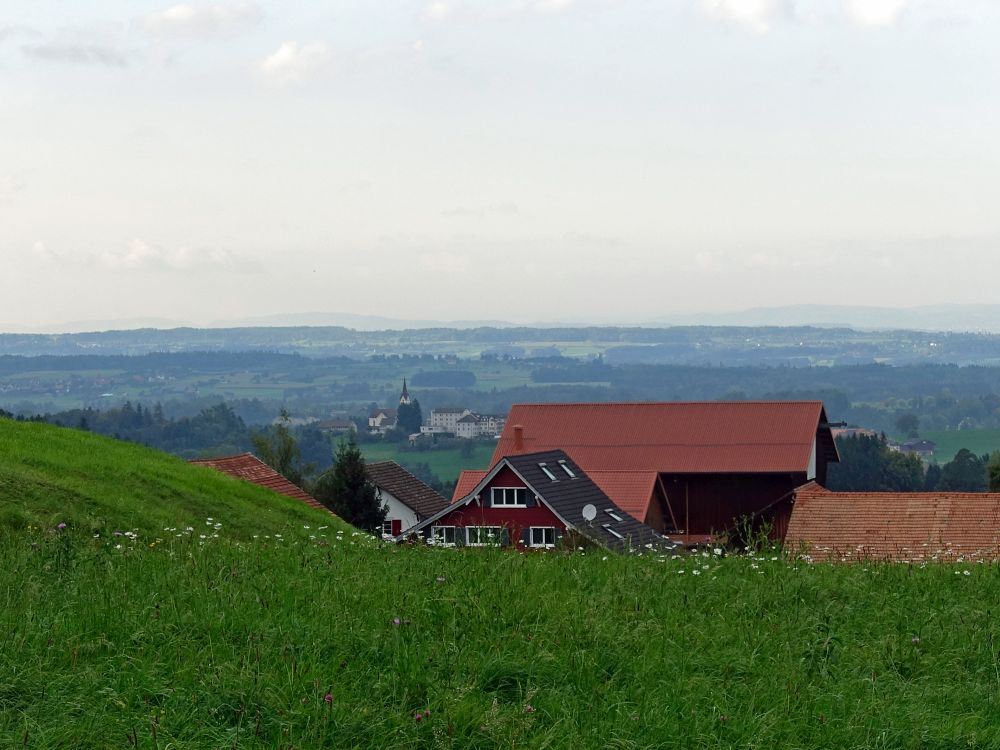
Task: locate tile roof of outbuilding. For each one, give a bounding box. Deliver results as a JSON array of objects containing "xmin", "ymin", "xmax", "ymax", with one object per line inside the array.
[
  {"xmin": 365, "ymin": 461, "xmax": 450, "ymax": 520},
  {"xmin": 493, "ymin": 401, "xmax": 837, "ymax": 474},
  {"xmin": 786, "ymin": 482, "xmax": 1000, "ymax": 561},
  {"xmin": 587, "ymin": 471, "xmax": 659, "ymax": 520},
  {"xmin": 189, "ymin": 453, "xmax": 332, "ymax": 514},
  {"xmin": 454, "ymin": 469, "xmax": 488, "ymax": 500}
]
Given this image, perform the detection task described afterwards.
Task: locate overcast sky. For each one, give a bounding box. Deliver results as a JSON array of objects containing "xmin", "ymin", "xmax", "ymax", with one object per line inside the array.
[{"xmin": 2, "ymin": 0, "xmax": 999, "ymax": 330}]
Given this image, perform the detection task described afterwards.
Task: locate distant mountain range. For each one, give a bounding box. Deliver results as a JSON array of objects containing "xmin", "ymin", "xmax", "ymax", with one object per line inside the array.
[{"xmin": 9, "ymin": 304, "xmax": 1000, "ymax": 335}]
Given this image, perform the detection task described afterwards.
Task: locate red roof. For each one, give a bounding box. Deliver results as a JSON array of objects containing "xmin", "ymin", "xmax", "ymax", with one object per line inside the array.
[
  {"xmin": 786, "ymin": 482, "xmax": 1000, "ymax": 561},
  {"xmin": 493, "ymin": 401, "xmax": 834, "ymax": 474},
  {"xmin": 587, "ymin": 471, "xmax": 659, "ymax": 520},
  {"xmin": 190, "ymin": 453, "xmax": 333, "ymax": 515},
  {"xmin": 453, "ymin": 469, "xmax": 488, "ymax": 501}
]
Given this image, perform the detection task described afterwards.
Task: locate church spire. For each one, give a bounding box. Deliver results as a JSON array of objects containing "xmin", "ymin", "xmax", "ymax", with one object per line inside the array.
[{"xmin": 399, "ymin": 378, "xmax": 411, "ymax": 405}]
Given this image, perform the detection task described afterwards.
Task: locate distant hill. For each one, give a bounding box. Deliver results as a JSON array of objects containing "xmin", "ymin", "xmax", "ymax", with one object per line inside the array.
[
  {"xmin": 0, "ymin": 419, "xmax": 343, "ymax": 536},
  {"xmin": 657, "ymin": 304, "xmax": 1000, "ymax": 332}
]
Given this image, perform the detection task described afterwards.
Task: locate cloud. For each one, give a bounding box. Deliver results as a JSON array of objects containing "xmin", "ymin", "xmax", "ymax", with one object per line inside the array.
[
  {"xmin": 419, "ymin": 251, "xmax": 470, "ymax": 274},
  {"xmin": 258, "ymin": 41, "xmax": 330, "ymax": 84},
  {"xmin": 100, "ymin": 239, "xmax": 236, "ymax": 271},
  {"xmin": 144, "ymin": 3, "xmax": 262, "ymax": 37},
  {"xmin": 31, "ymin": 241, "xmax": 59, "ymax": 263},
  {"xmin": 422, "ymin": 0, "xmax": 580, "ymax": 22},
  {"xmin": 22, "ymin": 39, "xmax": 129, "ymax": 67},
  {"xmin": 845, "ymin": 0, "xmax": 909, "ymax": 27},
  {"xmin": 701, "ymin": 0, "xmax": 789, "ymax": 32},
  {"xmin": 0, "ymin": 175, "xmax": 25, "ymax": 202},
  {"xmin": 442, "ymin": 202, "xmax": 520, "ymax": 219}
]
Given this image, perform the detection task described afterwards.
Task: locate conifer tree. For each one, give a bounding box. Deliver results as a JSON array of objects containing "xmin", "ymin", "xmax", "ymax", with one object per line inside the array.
[{"xmin": 313, "ymin": 436, "xmax": 387, "ymax": 533}]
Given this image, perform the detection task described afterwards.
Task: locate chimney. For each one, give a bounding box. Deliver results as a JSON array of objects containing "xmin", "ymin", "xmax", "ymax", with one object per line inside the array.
[{"xmin": 513, "ymin": 424, "xmax": 524, "ymax": 451}]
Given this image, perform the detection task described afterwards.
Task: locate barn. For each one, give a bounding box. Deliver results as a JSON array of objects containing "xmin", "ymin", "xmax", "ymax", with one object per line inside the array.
[{"xmin": 454, "ymin": 401, "xmax": 839, "ymax": 544}]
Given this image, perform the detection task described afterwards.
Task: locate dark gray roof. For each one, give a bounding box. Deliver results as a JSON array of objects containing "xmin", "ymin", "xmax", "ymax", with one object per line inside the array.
[
  {"xmin": 366, "ymin": 461, "xmax": 450, "ymax": 520},
  {"xmin": 505, "ymin": 451, "xmax": 677, "ymax": 553}
]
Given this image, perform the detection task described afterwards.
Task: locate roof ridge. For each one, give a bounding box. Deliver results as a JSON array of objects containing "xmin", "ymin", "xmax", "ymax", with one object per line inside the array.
[{"xmin": 508, "ymin": 400, "xmax": 824, "ymax": 407}]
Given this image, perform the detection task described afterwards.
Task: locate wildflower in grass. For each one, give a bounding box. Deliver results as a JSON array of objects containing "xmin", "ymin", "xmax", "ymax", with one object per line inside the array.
[
  {"xmin": 324, "ymin": 693, "xmax": 333, "ymax": 704},
  {"xmin": 692, "ymin": 570, "xmax": 701, "ymax": 576},
  {"xmin": 435, "ymin": 576, "xmax": 446, "ymax": 583},
  {"xmin": 423, "ymin": 709, "xmax": 431, "ymax": 718},
  {"xmin": 113, "ymin": 531, "xmax": 124, "ymax": 537},
  {"xmin": 911, "ymin": 637, "xmax": 921, "ymax": 645},
  {"xmin": 713, "ymin": 547, "xmax": 722, "ymax": 556},
  {"xmin": 392, "ymin": 618, "xmax": 401, "ymax": 626},
  {"xmin": 524, "ymin": 704, "xmax": 535, "ymax": 713},
  {"xmin": 56, "ymin": 522, "xmax": 66, "ymax": 530},
  {"xmin": 414, "ymin": 713, "xmax": 423, "ymax": 722}
]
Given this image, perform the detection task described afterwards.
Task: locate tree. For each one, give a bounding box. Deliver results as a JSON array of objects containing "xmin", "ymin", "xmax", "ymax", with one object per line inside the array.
[
  {"xmin": 895, "ymin": 412, "xmax": 920, "ymax": 438},
  {"xmin": 396, "ymin": 399, "xmax": 423, "ymax": 435},
  {"xmin": 251, "ymin": 410, "xmax": 309, "ymax": 487},
  {"xmin": 989, "ymin": 451, "xmax": 1000, "ymax": 492},
  {"xmin": 827, "ymin": 433, "xmax": 924, "ymax": 492},
  {"xmin": 936, "ymin": 448, "xmax": 988, "ymax": 492},
  {"xmin": 313, "ymin": 436, "xmax": 386, "ymax": 532}
]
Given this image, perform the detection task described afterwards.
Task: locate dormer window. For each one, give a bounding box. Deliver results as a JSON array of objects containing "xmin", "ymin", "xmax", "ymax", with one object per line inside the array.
[
  {"xmin": 492, "ymin": 487, "xmax": 527, "ymax": 507},
  {"xmin": 558, "ymin": 460, "xmax": 576, "ymax": 478},
  {"xmin": 604, "ymin": 509, "xmax": 623, "ymax": 522}
]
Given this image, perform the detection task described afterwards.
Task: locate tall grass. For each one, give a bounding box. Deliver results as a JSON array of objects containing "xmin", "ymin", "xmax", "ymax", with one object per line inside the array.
[{"xmin": 3, "ymin": 524, "xmax": 999, "ymax": 749}]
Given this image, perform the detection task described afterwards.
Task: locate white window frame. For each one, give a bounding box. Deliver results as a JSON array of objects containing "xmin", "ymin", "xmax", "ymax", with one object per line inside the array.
[
  {"xmin": 538, "ymin": 463, "xmax": 558, "ymax": 481},
  {"xmin": 604, "ymin": 509, "xmax": 623, "ymax": 522},
  {"xmin": 431, "ymin": 526, "xmax": 457, "ymax": 545},
  {"xmin": 466, "ymin": 526, "xmax": 503, "ymax": 547},
  {"xmin": 602, "ymin": 524, "xmax": 624, "ymax": 540},
  {"xmin": 491, "ymin": 487, "xmax": 527, "ymax": 507},
  {"xmin": 558, "ymin": 460, "xmax": 576, "ymax": 478},
  {"xmin": 382, "ymin": 520, "xmax": 394, "ymax": 537},
  {"xmin": 529, "ymin": 526, "xmax": 556, "ymax": 548}
]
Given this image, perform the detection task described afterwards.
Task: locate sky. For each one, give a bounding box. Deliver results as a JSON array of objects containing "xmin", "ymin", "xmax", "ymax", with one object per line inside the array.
[{"xmin": 1, "ymin": 0, "xmax": 999, "ymax": 330}]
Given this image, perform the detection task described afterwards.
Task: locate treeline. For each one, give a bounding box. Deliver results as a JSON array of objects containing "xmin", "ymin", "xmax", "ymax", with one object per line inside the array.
[{"xmin": 828, "ymin": 434, "xmax": 1000, "ymax": 493}]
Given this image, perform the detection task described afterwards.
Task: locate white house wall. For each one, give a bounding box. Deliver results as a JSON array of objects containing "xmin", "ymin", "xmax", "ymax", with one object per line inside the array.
[{"xmin": 378, "ymin": 488, "xmax": 419, "ymax": 531}]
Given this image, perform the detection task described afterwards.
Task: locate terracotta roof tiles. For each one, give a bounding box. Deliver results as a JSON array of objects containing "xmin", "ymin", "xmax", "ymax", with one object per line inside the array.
[
  {"xmin": 786, "ymin": 482, "xmax": 1000, "ymax": 561},
  {"xmin": 190, "ymin": 453, "xmax": 333, "ymax": 515}
]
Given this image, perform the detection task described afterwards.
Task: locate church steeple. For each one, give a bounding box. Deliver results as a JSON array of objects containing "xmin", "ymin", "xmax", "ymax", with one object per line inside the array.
[{"xmin": 399, "ymin": 378, "xmax": 411, "ymax": 405}]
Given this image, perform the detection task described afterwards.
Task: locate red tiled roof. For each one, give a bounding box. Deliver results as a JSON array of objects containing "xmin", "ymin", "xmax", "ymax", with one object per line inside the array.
[
  {"xmin": 786, "ymin": 482, "xmax": 1000, "ymax": 561},
  {"xmin": 587, "ymin": 471, "xmax": 658, "ymax": 521},
  {"xmin": 493, "ymin": 401, "xmax": 833, "ymax": 474},
  {"xmin": 190, "ymin": 453, "xmax": 333, "ymax": 515},
  {"xmin": 453, "ymin": 469, "xmax": 488, "ymax": 500},
  {"xmin": 366, "ymin": 461, "xmax": 449, "ymax": 519}
]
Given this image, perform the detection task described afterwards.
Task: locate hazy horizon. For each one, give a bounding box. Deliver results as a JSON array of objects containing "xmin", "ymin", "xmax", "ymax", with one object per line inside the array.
[{"xmin": 3, "ymin": 0, "xmax": 999, "ymax": 329}]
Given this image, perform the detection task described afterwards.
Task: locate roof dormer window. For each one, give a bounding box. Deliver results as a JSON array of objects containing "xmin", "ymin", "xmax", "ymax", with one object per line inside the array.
[
  {"xmin": 539, "ymin": 463, "xmax": 558, "ymax": 481},
  {"xmin": 558, "ymin": 460, "xmax": 576, "ymax": 478}
]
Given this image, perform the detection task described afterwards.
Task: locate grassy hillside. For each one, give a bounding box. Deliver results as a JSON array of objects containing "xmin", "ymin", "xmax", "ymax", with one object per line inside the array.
[
  {"xmin": 3, "ymin": 419, "xmax": 1000, "ymax": 747},
  {"xmin": 3, "ymin": 529, "xmax": 1000, "ymax": 748},
  {"xmin": 0, "ymin": 419, "xmax": 343, "ymax": 537}
]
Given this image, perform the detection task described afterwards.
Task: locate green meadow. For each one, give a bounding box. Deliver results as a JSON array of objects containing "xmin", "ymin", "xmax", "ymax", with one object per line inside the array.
[
  {"xmin": 358, "ymin": 442, "xmax": 494, "ymax": 485},
  {"xmin": 2, "ymin": 420, "xmax": 1000, "ymax": 748}
]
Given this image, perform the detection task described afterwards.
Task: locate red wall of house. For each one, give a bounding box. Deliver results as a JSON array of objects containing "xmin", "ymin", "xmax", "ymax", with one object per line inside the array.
[{"xmin": 433, "ymin": 468, "xmax": 566, "ymax": 548}]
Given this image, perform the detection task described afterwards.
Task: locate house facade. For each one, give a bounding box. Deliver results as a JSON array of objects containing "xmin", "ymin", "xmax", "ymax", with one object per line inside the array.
[
  {"xmin": 366, "ymin": 461, "xmax": 449, "ymax": 538},
  {"xmin": 406, "ymin": 450, "xmax": 675, "ymax": 552}
]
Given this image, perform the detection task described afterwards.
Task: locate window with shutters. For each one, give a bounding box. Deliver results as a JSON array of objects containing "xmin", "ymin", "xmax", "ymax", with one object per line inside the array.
[
  {"xmin": 491, "ymin": 487, "xmax": 527, "ymax": 507},
  {"xmin": 529, "ymin": 527, "xmax": 556, "ymax": 548}
]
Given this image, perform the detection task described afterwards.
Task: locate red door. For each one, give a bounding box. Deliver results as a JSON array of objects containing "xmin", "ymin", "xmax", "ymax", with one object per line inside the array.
[{"xmin": 391, "ymin": 519, "xmax": 402, "ymax": 536}]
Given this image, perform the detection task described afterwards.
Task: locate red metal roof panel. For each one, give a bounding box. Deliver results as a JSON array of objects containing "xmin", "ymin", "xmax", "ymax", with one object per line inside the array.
[{"xmin": 492, "ymin": 401, "xmax": 827, "ymax": 474}]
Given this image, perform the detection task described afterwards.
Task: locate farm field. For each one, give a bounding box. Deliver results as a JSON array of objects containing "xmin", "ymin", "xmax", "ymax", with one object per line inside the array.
[
  {"xmin": 358, "ymin": 442, "xmax": 494, "ymax": 485},
  {"xmin": 921, "ymin": 429, "xmax": 1000, "ymax": 463}
]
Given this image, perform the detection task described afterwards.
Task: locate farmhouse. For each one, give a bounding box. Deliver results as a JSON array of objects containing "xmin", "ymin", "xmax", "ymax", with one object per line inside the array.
[
  {"xmin": 785, "ymin": 482, "xmax": 1000, "ymax": 561},
  {"xmin": 189, "ymin": 453, "xmax": 332, "ymax": 515},
  {"xmin": 406, "ymin": 450, "xmax": 675, "ymax": 552},
  {"xmin": 365, "ymin": 460, "xmax": 449, "ymax": 538},
  {"xmin": 455, "ymin": 401, "xmax": 839, "ymax": 543},
  {"xmin": 368, "ymin": 407, "xmax": 398, "ymax": 434}
]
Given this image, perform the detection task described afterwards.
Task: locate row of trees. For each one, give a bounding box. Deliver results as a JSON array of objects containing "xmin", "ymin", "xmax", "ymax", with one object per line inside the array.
[{"xmin": 828, "ymin": 433, "xmax": 1000, "ymax": 493}]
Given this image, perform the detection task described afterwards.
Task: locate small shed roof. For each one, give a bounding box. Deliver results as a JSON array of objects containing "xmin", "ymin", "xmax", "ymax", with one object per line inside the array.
[
  {"xmin": 189, "ymin": 453, "xmax": 332, "ymax": 514},
  {"xmin": 786, "ymin": 482, "xmax": 1000, "ymax": 561},
  {"xmin": 365, "ymin": 461, "xmax": 450, "ymax": 520}
]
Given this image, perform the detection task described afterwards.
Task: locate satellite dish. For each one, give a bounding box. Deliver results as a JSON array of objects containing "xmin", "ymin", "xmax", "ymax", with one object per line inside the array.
[{"xmin": 582, "ymin": 504, "xmax": 597, "ymax": 522}]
